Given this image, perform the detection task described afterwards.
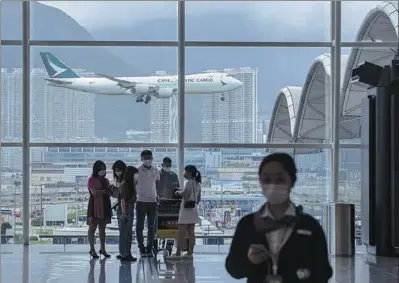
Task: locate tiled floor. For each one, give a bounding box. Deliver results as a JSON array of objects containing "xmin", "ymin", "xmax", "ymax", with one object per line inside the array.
[{"xmin": 0, "ymin": 245, "xmax": 397, "ymax": 283}]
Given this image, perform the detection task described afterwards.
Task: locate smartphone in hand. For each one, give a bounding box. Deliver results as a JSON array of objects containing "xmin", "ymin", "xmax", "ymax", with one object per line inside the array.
[{"xmin": 249, "ymin": 244, "xmax": 267, "ymax": 253}]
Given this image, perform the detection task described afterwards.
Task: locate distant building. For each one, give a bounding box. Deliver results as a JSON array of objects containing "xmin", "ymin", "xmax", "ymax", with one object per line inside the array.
[
  {"xmin": 1, "ymin": 68, "xmax": 22, "ymax": 142},
  {"xmin": 43, "ymin": 204, "xmax": 68, "ymax": 227},
  {"xmin": 30, "ymin": 68, "xmax": 95, "ymax": 141},
  {"xmin": 150, "ymin": 70, "xmax": 178, "ymax": 143},
  {"xmin": 201, "ymin": 67, "xmax": 258, "ymax": 143},
  {"xmin": 257, "ymin": 109, "xmax": 270, "ymax": 143}
]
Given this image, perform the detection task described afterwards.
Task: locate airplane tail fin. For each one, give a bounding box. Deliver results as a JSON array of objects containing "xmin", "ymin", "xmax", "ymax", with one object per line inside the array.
[{"xmin": 39, "ymin": 52, "xmax": 80, "ymax": 79}]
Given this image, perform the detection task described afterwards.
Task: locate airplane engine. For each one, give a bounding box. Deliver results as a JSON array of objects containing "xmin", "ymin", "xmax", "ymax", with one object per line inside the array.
[
  {"xmin": 133, "ymin": 84, "xmax": 151, "ymax": 94},
  {"xmin": 153, "ymin": 88, "xmax": 177, "ymax": 99}
]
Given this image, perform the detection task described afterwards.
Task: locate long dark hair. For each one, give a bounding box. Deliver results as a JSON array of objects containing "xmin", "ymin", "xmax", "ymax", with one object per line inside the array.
[
  {"xmin": 123, "ymin": 166, "xmax": 138, "ymax": 199},
  {"xmin": 185, "ymin": 165, "xmax": 202, "ymax": 183},
  {"xmin": 112, "ymin": 160, "xmax": 127, "ymax": 182}
]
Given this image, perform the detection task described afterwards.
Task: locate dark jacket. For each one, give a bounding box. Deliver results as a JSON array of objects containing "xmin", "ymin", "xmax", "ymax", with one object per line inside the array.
[{"xmin": 225, "ymin": 209, "xmax": 333, "ymax": 283}]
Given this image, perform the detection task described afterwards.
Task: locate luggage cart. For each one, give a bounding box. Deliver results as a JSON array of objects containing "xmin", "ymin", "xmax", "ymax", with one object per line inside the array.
[{"xmin": 153, "ymin": 198, "xmax": 181, "ymax": 257}]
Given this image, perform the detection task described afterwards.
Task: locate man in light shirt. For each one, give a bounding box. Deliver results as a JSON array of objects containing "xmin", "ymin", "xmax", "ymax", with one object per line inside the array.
[{"xmin": 135, "ymin": 150, "xmax": 160, "ymax": 257}]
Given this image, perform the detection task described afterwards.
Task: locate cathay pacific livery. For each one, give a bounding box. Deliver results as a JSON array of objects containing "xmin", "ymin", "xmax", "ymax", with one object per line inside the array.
[{"xmin": 40, "ymin": 52, "xmax": 243, "ymax": 104}]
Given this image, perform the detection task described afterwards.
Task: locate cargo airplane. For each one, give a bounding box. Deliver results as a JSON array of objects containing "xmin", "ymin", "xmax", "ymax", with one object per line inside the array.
[{"xmin": 40, "ymin": 52, "xmax": 243, "ymax": 104}]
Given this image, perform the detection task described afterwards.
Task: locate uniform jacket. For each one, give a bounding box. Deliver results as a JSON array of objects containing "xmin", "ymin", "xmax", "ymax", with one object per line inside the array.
[{"xmin": 225, "ymin": 205, "xmax": 333, "ymax": 283}]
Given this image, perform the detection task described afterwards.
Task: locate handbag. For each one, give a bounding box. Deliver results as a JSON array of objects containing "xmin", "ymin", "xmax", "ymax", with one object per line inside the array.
[
  {"xmin": 184, "ymin": 200, "xmax": 196, "ymax": 208},
  {"xmin": 184, "ymin": 181, "xmax": 197, "ymax": 208}
]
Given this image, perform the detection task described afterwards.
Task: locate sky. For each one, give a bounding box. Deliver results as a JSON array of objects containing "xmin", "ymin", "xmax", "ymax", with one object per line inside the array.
[{"xmin": 38, "ymin": 0, "xmax": 383, "ymax": 38}]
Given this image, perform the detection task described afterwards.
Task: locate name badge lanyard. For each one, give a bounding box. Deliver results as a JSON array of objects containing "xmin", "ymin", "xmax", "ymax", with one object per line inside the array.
[
  {"xmin": 267, "ymin": 228, "xmax": 290, "ymax": 276},
  {"xmin": 265, "ymin": 246, "xmax": 284, "ymax": 283},
  {"xmin": 270, "ymin": 244, "xmax": 280, "ymax": 275}
]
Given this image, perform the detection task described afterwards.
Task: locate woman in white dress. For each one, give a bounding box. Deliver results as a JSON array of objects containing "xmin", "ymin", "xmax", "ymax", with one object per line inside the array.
[{"xmin": 173, "ymin": 165, "xmax": 201, "ymax": 258}]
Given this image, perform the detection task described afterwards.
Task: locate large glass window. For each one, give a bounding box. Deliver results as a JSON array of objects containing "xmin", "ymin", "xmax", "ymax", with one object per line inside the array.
[
  {"xmin": 185, "ymin": 1, "xmax": 330, "ymax": 42},
  {"xmin": 3, "ymin": 0, "xmax": 388, "ymax": 248},
  {"xmin": 28, "ymin": 146, "xmax": 329, "ymax": 243},
  {"xmin": 185, "ymin": 148, "xmax": 330, "ymax": 232},
  {"xmin": 339, "ymin": 148, "xmax": 361, "ymax": 238},
  {"xmin": 185, "ymin": 47, "xmax": 331, "ymax": 143},
  {"xmin": 1, "ymin": 147, "xmax": 23, "ymax": 245},
  {"xmin": 1, "ymin": 46, "xmax": 23, "ymax": 142},
  {"xmin": 341, "ymin": 1, "xmax": 395, "ymax": 43},
  {"xmin": 30, "ymin": 1, "xmax": 178, "ymax": 41},
  {"xmin": 29, "ymin": 146, "xmax": 177, "ymax": 241},
  {"xmin": 0, "ymin": 0, "xmax": 22, "ymax": 40},
  {"xmin": 30, "ymin": 46, "xmax": 177, "ymax": 143},
  {"xmin": 341, "ymin": 46, "xmax": 394, "ymax": 128}
]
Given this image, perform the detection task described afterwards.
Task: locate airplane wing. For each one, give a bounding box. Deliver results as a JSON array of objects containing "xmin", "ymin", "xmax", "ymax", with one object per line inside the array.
[
  {"xmin": 97, "ymin": 73, "xmax": 136, "ymax": 88},
  {"xmin": 45, "ymin": 78, "xmax": 72, "ymax": 85}
]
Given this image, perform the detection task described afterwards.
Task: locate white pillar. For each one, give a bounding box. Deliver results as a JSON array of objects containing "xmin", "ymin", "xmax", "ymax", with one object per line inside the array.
[
  {"xmin": 331, "ymin": 0, "xmax": 341, "ymax": 203},
  {"xmin": 177, "ymin": 1, "xmax": 186, "ymax": 185},
  {"xmin": 22, "ymin": 1, "xmax": 31, "ymax": 245}
]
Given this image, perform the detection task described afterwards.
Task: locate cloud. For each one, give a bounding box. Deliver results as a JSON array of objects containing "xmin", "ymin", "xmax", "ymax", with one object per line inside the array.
[{"xmin": 40, "ymin": 0, "xmax": 387, "ymax": 39}]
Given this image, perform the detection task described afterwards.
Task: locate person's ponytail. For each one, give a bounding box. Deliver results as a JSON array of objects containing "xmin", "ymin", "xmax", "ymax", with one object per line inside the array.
[{"xmin": 194, "ymin": 171, "xmax": 202, "ymax": 183}]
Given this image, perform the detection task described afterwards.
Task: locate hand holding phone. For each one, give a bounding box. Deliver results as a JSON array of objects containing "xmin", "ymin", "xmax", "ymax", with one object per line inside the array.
[{"xmin": 248, "ymin": 244, "xmax": 269, "ymax": 264}]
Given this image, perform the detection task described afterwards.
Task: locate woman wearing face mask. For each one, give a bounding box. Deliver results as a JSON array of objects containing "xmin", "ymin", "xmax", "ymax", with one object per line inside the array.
[
  {"xmin": 111, "ymin": 161, "xmax": 126, "ymax": 220},
  {"xmin": 87, "ymin": 160, "xmax": 113, "ymax": 259},
  {"xmin": 119, "ymin": 166, "xmax": 138, "ymax": 262},
  {"xmin": 112, "ymin": 160, "xmax": 127, "ymax": 259},
  {"xmin": 172, "ymin": 165, "xmax": 201, "ymax": 258},
  {"xmin": 226, "ymin": 153, "xmax": 332, "ymax": 283}
]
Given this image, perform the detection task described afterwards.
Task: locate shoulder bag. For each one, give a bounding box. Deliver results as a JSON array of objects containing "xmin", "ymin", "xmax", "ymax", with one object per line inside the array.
[{"xmin": 184, "ymin": 181, "xmax": 196, "ymax": 208}]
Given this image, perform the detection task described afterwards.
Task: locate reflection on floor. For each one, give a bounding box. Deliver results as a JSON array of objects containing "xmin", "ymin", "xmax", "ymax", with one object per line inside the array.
[{"xmin": 0, "ymin": 245, "xmax": 397, "ymax": 283}]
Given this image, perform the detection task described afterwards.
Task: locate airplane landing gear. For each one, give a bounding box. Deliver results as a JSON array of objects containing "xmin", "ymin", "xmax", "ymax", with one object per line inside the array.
[
  {"xmin": 136, "ymin": 97, "xmax": 144, "ymax": 103},
  {"xmin": 144, "ymin": 95, "xmax": 151, "ymax": 104},
  {"xmin": 220, "ymin": 96, "xmax": 225, "ymax": 101}
]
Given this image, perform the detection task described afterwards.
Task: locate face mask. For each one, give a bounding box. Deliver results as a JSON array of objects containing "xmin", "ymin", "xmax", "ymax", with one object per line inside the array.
[
  {"xmin": 115, "ymin": 171, "xmax": 122, "ymax": 177},
  {"xmin": 143, "ymin": 160, "xmax": 152, "ymax": 167},
  {"xmin": 134, "ymin": 173, "xmax": 139, "ymax": 182},
  {"xmin": 98, "ymin": 170, "xmax": 106, "ymax": 177},
  {"xmin": 261, "ymin": 184, "xmax": 290, "ymax": 204},
  {"xmin": 163, "ymin": 167, "xmax": 171, "ymax": 172}
]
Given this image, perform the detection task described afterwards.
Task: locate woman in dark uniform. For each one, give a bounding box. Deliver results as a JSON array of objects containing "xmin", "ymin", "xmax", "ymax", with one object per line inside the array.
[
  {"xmin": 87, "ymin": 160, "xmax": 112, "ymax": 259},
  {"xmin": 226, "ymin": 153, "xmax": 333, "ymax": 283}
]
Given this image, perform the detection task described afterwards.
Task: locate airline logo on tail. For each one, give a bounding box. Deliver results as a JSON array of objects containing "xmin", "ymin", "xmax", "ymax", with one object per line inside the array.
[{"xmin": 39, "ymin": 52, "xmax": 80, "ymax": 79}]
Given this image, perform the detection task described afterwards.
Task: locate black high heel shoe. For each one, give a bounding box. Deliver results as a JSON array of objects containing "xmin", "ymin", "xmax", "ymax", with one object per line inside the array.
[
  {"xmin": 99, "ymin": 250, "xmax": 111, "ymax": 258},
  {"xmin": 89, "ymin": 250, "xmax": 99, "ymax": 259}
]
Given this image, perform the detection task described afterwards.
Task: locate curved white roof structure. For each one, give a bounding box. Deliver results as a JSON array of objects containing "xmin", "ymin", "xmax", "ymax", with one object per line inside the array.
[
  {"xmin": 267, "ymin": 86, "xmax": 302, "ymax": 144},
  {"xmin": 293, "ymin": 54, "xmax": 333, "ymax": 144},
  {"xmin": 267, "ymin": 1, "xmax": 397, "ymax": 147}
]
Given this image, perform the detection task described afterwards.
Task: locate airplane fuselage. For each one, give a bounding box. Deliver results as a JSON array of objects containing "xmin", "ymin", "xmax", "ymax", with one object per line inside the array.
[{"xmin": 46, "ymin": 72, "xmax": 242, "ymax": 96}]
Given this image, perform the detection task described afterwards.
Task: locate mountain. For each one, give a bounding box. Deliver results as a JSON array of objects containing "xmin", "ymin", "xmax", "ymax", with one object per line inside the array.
[
  {"xmin": 1, "ymin": 1, "xmax": 149, "ymax": 139},
  {"xmin": 1, "ymin": 1, "xmax": 328, "ymax": 142}
]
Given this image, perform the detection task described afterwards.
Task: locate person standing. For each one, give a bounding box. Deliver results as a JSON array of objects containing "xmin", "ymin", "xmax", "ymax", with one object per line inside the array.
[
  {"xmin": 172, "ymin": 165, "xmax": 202, "ymax": 258},
  {"xmin": 87, "ymin": 160, "xmax": 112, "ymax": 259},
  {"xmin": 111, "ymin": 160, "xmax": 127, "ymax": 260},
  {"xmin": 111, "ymin": 160, "xmax": 127, "ymax": 223},
  {"xmin": 225, "ymin": 153, "xmax": 332, "ymax": 283},
  {"xmin": 119, "ymin": 166, "xmax": 138, "ymax": 262},
  {"xmin": 135, "ymin": 150, "xmax": 160, "ymax": 257},
  {"xmin": 158, "ymin": 157, "xmax": 180, "ymax": 199}
]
